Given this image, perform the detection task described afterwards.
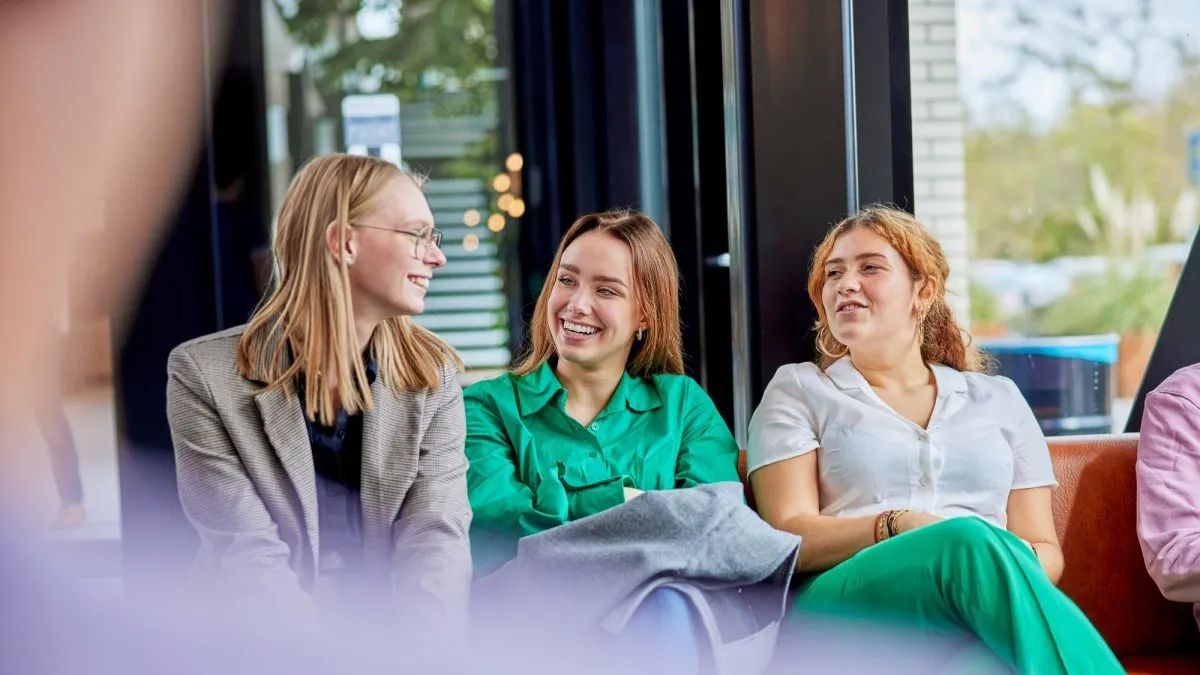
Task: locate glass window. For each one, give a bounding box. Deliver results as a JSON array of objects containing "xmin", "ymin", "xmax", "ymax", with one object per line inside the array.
[
  {"xmin": 910, "ymin": 0, "xmax": 1200, "ymax": 435},
  {"xmin": 262, "ymin": 0, "xmax": 518, "ymax": 381}
]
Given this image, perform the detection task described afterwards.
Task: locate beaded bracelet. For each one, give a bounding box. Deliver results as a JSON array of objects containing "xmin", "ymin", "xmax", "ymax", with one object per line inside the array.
[
  {"xmin": 886, "ymin": 509, "xmax": 911, "ymax": 537},
  {"xmin": 873, "ymin": 510, "xmax": 893, "ymax": 543}
]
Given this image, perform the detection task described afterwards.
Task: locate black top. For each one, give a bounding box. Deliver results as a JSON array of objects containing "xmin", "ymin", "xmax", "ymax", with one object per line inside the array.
[{"xmin": 297, "ymin": 355, "xmax": 378, "ymax": 576}]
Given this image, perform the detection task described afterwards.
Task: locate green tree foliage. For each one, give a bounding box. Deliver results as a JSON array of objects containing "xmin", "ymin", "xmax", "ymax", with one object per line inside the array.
[
  {"xmin": 1034, "ymin": 265, "xmax": 1176, "ymax": 336},
  {"xmin": 965, "ymin": 0, "xmax": 1200, "ymax": 262},
  {"xmin": 274, "ymin": 0, "xmax": 498, "ymax": 108},
  {"xmin": 967, "ymin": 278, "xmax": 1004, "ymax": 326},
  {"xmin": 270, "ymin": 0, "xmax": 505, "ymax": 185},
  {"xmin": 967, "ymin": 88, "xmax": 1200, "ymax": 261}
]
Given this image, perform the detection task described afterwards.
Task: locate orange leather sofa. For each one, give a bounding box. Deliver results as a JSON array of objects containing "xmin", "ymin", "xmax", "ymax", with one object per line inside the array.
[{"xmin": 737, "ymin": 434, "xmax": 1200, "ymax": 673}]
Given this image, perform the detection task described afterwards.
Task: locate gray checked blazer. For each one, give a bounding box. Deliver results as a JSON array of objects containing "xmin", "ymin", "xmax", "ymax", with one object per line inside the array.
[{"xmin": 165, "ymin": 325, "xmax": 472, "ymax": 633}]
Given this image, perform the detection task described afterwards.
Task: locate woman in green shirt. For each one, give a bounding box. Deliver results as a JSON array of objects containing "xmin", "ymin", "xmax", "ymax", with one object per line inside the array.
[
  {"xmin": 464, "ymin": 209, "xmax": 739, "ymax": 671},
  {"xmin": 465, "ymin": 209, "xmax": 740, "ymax": 572}
]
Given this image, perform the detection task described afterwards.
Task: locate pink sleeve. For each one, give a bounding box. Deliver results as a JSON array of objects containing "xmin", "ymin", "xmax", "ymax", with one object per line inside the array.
[{"xmin": 1137, "ymin": 386, "xmax": 1200, "ymax": 604}]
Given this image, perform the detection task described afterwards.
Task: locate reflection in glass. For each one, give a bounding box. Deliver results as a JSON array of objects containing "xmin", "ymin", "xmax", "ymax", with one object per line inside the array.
[{"xmin": 263, "ymin": 0, "xmax": 515, "ymax": 371}]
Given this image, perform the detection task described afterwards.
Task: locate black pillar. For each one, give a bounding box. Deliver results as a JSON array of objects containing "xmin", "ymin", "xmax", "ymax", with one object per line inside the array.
[
  {"xmin": 736, "ymin": 0, "xmax": 914, "ymax": 411},
  {"xmin": 743, "ymin": 0, "xmax": 850, "ymax": 400},
  {"xmin": 511, "ymin": 0, "xmax": 647, "ymax": 354}
]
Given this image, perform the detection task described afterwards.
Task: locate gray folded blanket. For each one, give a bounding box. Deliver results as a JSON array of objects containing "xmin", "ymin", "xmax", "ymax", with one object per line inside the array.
[{"xmin": 473, "ymin": 482, "xmax": 801, "ymax": 675}]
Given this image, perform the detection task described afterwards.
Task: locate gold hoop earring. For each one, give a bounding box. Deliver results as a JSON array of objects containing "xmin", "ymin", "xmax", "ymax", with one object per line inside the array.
[{"xmin": 817, "ymin": 324, "xmax": 849, "ymax": 361}]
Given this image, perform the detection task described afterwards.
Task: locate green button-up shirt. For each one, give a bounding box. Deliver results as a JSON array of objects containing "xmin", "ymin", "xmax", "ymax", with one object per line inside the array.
[{"xmin": 464, "ymin": 361, "xmax": 740, "ymax": 575}]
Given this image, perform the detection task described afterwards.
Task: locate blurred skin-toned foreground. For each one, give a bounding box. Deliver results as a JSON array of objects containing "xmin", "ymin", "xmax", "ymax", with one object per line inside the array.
[
  {"xmin": 0, "ymin": 3, "xmax": 1012, "ymax": 673},
  {"xmin": 0, "ymin": 0, "xmax": 222, "ymax": 512}
]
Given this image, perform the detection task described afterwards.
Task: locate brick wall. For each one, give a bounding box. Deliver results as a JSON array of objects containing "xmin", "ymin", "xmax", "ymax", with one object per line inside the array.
[{"xmin": 909, "ymin": 0, "xmax": 971, "ymax": 323}]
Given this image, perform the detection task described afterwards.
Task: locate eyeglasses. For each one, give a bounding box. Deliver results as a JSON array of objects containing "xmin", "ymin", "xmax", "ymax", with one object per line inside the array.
[{"xmin": 351, "ymin": 224, "xmax": 443, "ymax": 258}]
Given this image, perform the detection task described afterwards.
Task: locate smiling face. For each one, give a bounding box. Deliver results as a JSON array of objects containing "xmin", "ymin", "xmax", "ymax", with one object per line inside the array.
[
  {"xmin": 546, "ymin": 230, "xmax": 645, "ymax": 372},
  {"xmin": 820, "ymin": 227, "xmax": 925, "ymax": 354},
  {"xmin": 344, "ymin": 175, "xmax": 445, "ymax": 320}
]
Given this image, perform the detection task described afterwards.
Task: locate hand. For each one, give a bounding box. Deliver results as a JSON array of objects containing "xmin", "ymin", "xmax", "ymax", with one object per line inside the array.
[
  {"xmin": 623, "ymin": 487, "xmax": 644, "ymax": 502},
  {"xmin": 893, "ymin": 510, "xmax": 942, "ymax": 534}
]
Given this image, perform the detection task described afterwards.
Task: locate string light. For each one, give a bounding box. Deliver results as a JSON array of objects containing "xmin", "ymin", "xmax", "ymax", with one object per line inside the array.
[
  {"xmin": 492, "ymin": 174, "xmax": 511, "ymax": 193},
  {"xmin": 505, "ymin": 153, "xmax": 523, "ymax": 172},
  {"xmin": 508, "ymin": 198, "xmax": 526, "ymax": 218},
  {"xmin": 463, "ymin": 209, "xmax": 480, "ymax": 227},
  {"xmin": 463, "ymin": 234, "xmax": 479, "ymax": 251},
  {"xmin": 487, "ymin": 214, "xmax": 505, "ymax": 232}
]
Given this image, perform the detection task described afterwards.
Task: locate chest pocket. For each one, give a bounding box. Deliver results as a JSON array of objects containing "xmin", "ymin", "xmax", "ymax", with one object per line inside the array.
[
  {"xmin": 531, "ymin": 411, "xmax": 684, "ymax": 491},
  {"xmin": 533, "ymin": 423, "xmax": 601, "ymax": 487}
]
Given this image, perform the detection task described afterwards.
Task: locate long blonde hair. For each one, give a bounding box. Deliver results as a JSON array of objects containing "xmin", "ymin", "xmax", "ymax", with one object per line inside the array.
[
  {"xmin": 513, "ymin": 209, "xmax": 685, "ymax": 377},
  {"xmin": 236, "ymin": 154, "xmax": 459, "ymax": 425},
  {"xmin": 807, "ymin": 205, "xmax": 981, "ymax": 372}
]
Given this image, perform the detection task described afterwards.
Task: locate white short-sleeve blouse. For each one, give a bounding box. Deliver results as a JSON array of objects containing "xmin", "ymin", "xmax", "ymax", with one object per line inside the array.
[{"xmin": 746, "ymin": 357, "xmax": 1057, "ymax": 528}]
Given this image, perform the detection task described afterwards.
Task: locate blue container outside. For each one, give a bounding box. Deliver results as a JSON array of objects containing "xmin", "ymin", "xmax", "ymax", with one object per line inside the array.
[{"xmin": 976, "ymin": 334, "xmax": 1118, "ymax": 436}]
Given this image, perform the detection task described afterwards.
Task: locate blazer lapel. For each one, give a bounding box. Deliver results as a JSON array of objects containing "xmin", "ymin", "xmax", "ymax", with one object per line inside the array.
[
  {"xmin": 255, "ymin": 382, "xmax": 319, "ymax": 559},
  {"xmin": 360, "ymin": 379, "xmax": 426, "ymax": 559}
]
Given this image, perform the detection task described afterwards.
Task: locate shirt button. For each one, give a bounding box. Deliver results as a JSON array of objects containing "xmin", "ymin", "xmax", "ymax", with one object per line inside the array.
[{"xmin": 589, "ymin": 422, "xmax": 600, "ymax": 431}]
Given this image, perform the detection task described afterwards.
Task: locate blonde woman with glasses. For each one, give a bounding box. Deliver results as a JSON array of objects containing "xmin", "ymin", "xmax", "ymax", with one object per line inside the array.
[{"xmin": 165, "ymin": 154, "xmax": 471, "ymax": 637}]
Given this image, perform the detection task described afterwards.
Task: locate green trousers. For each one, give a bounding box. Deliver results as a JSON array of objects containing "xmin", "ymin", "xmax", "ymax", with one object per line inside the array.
[{"xmin": 786, "ymin": 517, "xmax": 1121, "ymax": 674}]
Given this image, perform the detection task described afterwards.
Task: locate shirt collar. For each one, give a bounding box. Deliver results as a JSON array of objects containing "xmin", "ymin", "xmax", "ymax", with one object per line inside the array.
[
  {"xmin": 515, "ymin": 361, "xmax": 562, "ymax": 416},
  {"xmin": 614, "ymin": 369, "xmax": 664, "ymax": 413},
  {"xmin": 515, "ymin": 360, "xmax": 663, "ymax": 417},
  {"xmin": 824, "ymin": 356, "xmax": 863, "ymax": 392},
  {"xmin": 929, "ymin": 361, "xmax": 967, "ymax": 396},
  {"xmin": 825, "ymin": 355, "xmax": 967, "ymax": 398}
]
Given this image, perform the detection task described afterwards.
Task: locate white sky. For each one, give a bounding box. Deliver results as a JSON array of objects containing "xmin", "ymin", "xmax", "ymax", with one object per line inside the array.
[{"xmin": 957, "ymin": 0, "xmax": 1200, "ymax": 129}]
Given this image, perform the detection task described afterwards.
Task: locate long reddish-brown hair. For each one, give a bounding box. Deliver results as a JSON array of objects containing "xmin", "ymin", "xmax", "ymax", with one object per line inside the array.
[
  {"xmin": 808, "ymin": 205, "xmax": 980, "ymax": 372},
  {"xmin": 513, "ymin": 210, "xmax": 684, "ymax": 377}
]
